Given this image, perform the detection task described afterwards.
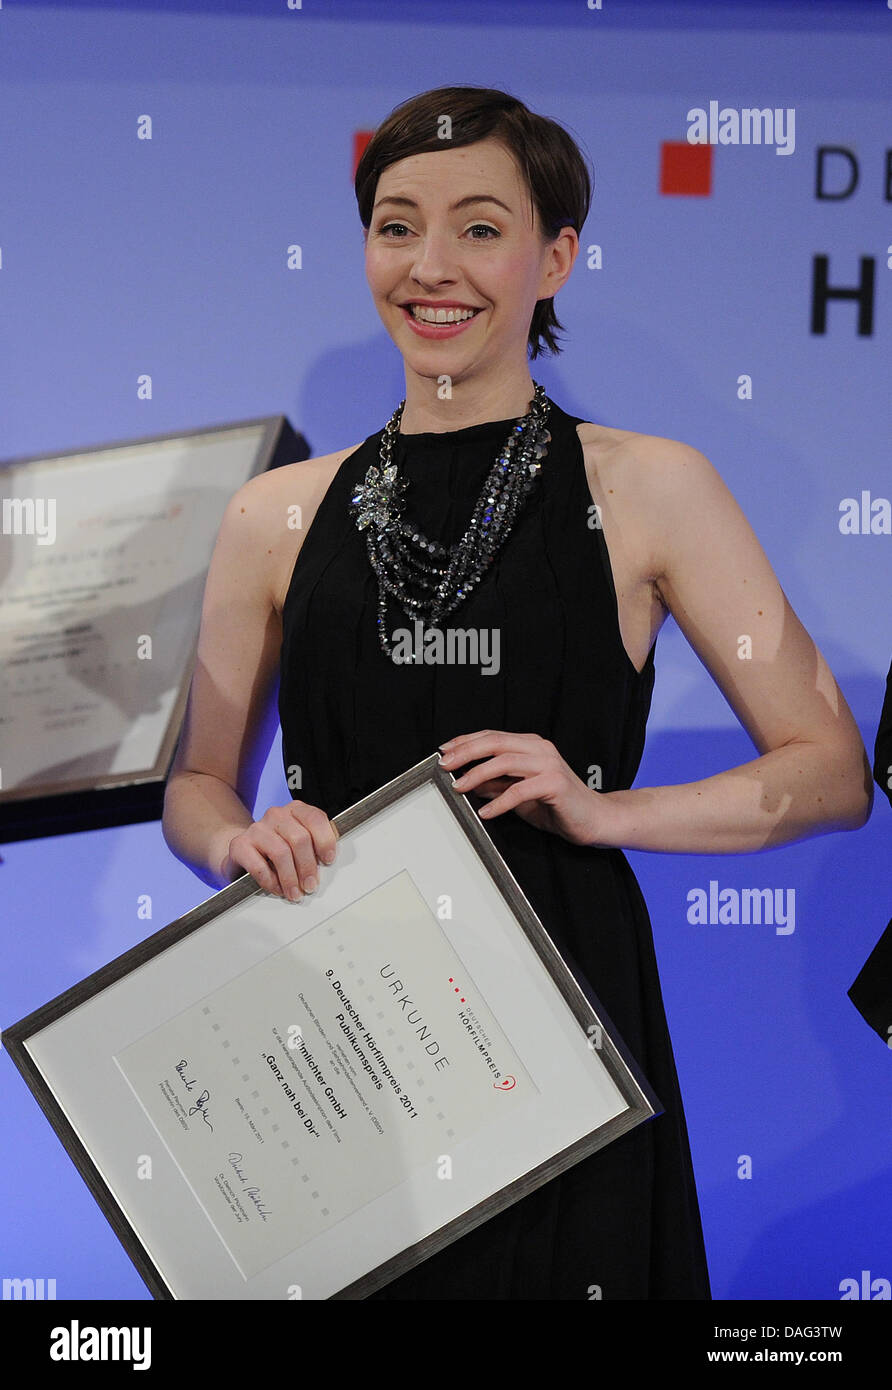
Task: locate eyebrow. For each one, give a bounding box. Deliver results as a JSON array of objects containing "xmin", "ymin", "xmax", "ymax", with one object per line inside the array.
[{"xmin": 372, "ymin": 194, "xmax": 514, "ymax": 216}]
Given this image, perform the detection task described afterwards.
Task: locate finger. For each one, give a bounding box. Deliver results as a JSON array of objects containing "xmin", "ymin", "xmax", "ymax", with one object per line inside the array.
[
  {"xmin": 439, "ymin": 730, "xmax": 507, "ymax": 762},
  {"xmin": 441, "ymin": 730, "xmax": 544, "ymax": 770},
  {"xmin": 462, "ymin": 777, "xmax": 511, "ymax": 798},
  {"xmin": 281, "ymin": 815, "xmax": 325, "ymax": 894},
  {"xmin": 258, "ymin": 821, "xmax": 319, "ymax": 900},
  {"xmin": 477, "ymin": 775, "xmax": 549, "ymax": 819},
  {"xmin": 451, "ymin": 752, "xmax": 540, "ymax": 793},
  {"xmin": 289, "ymin": 802, "xmax": 340, "ymax": 865},
  {"xmin": 229, "ymin": 841, "xmax": 286, "ymax": 898},
  {"xmin": 440, "ymin": 730, "xmax": 493, "ymax": 751}
]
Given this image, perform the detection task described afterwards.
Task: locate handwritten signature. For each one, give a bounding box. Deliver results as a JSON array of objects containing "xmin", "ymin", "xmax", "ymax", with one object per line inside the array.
[
  {"xmin": 228, "ymin": 1152, "xmax": 271, "ymax": 1220},
  {"xmin": 188, "ymin": 1090, "xmax": 214, "ymax": 1131},
  {"xmin": 176, "ymin": 1061, "xmax": 214, "ymax": 1131},
  {"xmin": 175, "ymin": 1059, "xmax": 196, "ymax": 1091}
]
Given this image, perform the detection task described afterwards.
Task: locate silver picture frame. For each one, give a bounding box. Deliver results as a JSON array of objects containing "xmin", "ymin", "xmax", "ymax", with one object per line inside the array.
[{"xmin": 2, "ymin": 752, "xmax": 661, "ymax": 1299}]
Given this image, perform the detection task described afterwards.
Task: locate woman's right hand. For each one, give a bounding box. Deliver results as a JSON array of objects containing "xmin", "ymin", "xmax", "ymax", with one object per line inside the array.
[{"xmin": 224, "ymin": 801, "xmax": 340, "ymax": 901}]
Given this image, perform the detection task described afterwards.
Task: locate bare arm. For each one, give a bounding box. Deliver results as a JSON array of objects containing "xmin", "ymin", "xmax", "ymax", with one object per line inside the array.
[
  {"xmin": 600, "ymin": 438, "xmax": 873, "ymax": 853},
  {"xmin": 162, "ymin": 471, "xmax": 286, "ymax": 889}
]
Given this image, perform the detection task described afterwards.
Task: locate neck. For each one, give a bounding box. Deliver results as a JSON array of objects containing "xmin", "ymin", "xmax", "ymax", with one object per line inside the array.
[{"xmin": 397, "ymin": 371, "xmax": 538, "ymax": 434}]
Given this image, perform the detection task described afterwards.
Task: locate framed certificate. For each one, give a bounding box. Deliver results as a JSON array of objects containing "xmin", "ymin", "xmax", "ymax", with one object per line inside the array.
[
  {"xmin": 2, "ymin": 753, "xmax": 661, "ymax": 1300},
  {"xmin": 0, "ymin": 415, "xmax": 307, "ymax": 842}
]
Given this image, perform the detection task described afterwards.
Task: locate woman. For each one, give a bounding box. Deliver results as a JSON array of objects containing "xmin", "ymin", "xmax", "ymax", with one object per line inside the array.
[{"xmin": 162, "ymin": 86, "xmax": 872, "ymax": 1299}]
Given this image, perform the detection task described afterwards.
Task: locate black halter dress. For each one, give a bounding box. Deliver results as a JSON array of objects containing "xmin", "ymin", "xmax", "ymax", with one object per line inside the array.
[{"xmin": 278, "ymin": 397, "xmax": 711, "ymax": 1300}]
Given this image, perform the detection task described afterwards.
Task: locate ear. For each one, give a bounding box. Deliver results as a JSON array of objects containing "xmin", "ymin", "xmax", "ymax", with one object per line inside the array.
[{"xmin": 540, "ymin": 226, "xmax": 579, "ymax": 300}]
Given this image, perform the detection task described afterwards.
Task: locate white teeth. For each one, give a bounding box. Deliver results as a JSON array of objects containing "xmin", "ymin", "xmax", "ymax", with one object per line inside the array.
[{"xmin": 410, "ymin": 305, "xmax": 479, "ymax": 324}]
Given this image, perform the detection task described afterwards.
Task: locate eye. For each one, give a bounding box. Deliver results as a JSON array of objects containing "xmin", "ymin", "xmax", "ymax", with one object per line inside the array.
[{"xmin": 375, "ymin": 222, "xmax": 501, "ymax": 240}]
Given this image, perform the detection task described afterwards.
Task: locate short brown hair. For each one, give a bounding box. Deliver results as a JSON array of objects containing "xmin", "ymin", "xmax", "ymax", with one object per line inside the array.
[{"xmin": 354, "ymin": 86, "xmax": 593, "ymax": 359}]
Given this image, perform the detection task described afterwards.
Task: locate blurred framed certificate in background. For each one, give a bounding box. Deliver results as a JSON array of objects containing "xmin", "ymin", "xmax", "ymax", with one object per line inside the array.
[
  {"xmin": 0, "ymin": 415, "xmax": 306, "ymax": 841},
  {"xmin": 2, "ymin": 753, "xmax": 660, "ymax": 1300}
]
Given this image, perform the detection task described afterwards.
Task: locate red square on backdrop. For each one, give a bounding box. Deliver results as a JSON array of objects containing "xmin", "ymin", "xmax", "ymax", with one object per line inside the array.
[
  {"xmin": 660, "ymin": 141, "xmax": 712, "ymax": 195},
  {"xmin": 353, "ymin": 131, "xmax": 374, "ymax": 181}
]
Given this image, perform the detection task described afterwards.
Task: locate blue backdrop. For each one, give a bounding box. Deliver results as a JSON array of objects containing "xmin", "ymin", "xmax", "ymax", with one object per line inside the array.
[{"xmin": 1, "ymin": 0, "xmax": 890, "ymax": 1301}]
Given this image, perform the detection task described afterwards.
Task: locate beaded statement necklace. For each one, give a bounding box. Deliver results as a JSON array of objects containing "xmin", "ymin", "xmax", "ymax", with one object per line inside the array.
[{"xmin": 348, "ymin": 383, "xmax": 552, "ymax": 657}]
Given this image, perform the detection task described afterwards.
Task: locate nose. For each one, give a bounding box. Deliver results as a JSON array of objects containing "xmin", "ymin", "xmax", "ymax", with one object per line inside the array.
[{"xmin": 409, "ymin": 226, "xmax": 459, "ymax": 288}]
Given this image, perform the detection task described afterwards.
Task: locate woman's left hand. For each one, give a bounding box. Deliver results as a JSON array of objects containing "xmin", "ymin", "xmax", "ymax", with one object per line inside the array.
[{"xmin": 439, "ymin": 730, "xmax": 609, "ymax": 848}]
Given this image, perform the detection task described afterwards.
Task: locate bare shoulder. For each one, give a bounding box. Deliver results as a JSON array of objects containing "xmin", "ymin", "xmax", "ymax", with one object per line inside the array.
[
  {"xmin": 576, "ymin": 418, "xmax": 708, "ymax": 483},
  {"xmin": 225, "ymin": 441, "xmax": 366, "ymax": 616},
  {"xmin": 575, "ymin": 420, "xmax": 716, "ymax": 583}
]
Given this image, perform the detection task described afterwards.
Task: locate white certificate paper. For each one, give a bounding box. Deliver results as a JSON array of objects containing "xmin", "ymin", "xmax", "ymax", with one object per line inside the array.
[
  {"xmin": 0, "ymin": 425, "xmax": 267, "ymax": 792},
  {"xmin": 115, "ymin": 870, "xmax": 536, "ymax": 1283}
]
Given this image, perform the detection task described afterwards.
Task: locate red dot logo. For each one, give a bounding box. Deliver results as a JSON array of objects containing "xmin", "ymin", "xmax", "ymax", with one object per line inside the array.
[{"xmin": 448, "ymin": 977, "xmax": 466, "ymax": 1003}]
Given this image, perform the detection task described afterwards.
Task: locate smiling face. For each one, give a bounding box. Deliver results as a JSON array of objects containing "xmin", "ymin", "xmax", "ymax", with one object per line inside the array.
[{"xmin": 363, "ymin": 137, "xmax": 577, "ymax": 403}]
